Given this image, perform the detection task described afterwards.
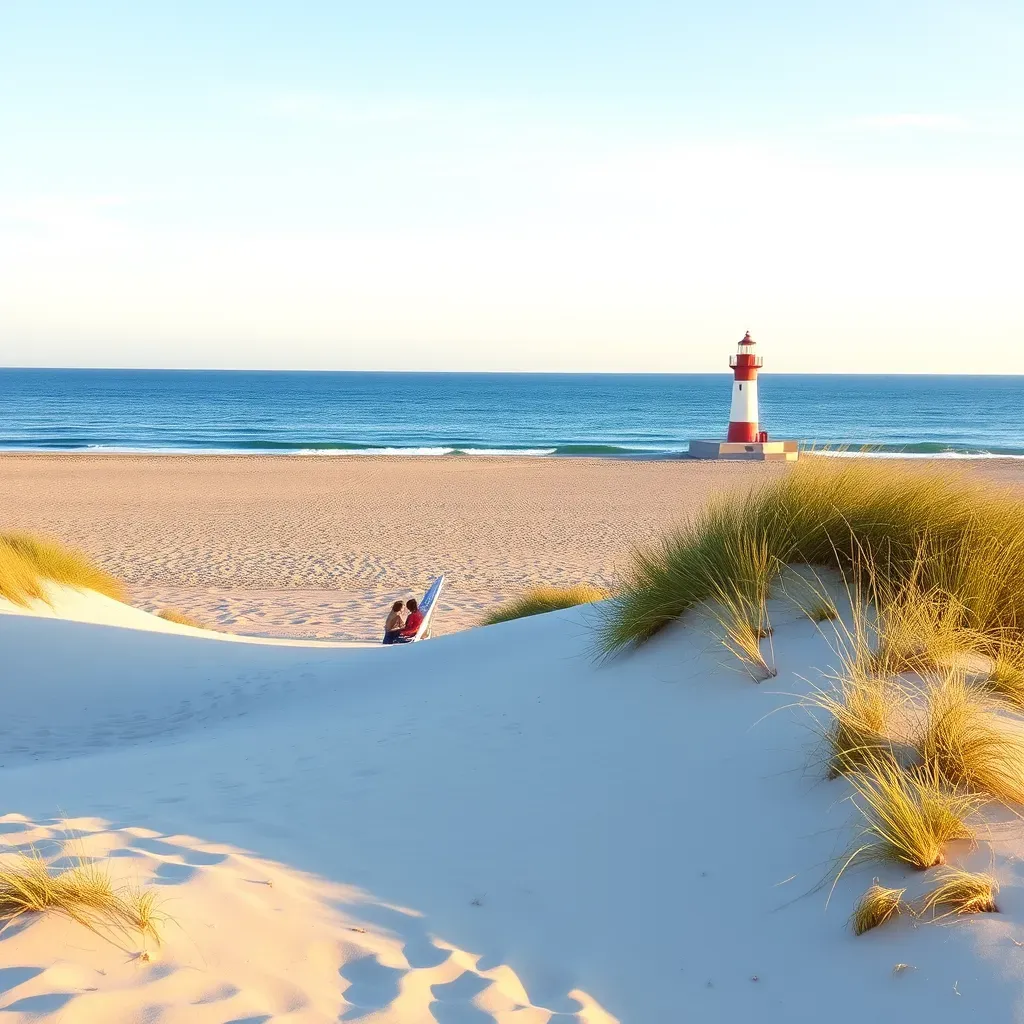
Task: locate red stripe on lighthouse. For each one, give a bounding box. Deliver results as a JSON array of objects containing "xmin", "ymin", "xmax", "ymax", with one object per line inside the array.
[{"xmin": 727, "ymin": 419, "xmax": 758, "ymax": 442}]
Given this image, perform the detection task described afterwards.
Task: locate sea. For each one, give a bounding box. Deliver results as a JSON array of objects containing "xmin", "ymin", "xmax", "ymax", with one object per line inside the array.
[{"xmin": 0, "ymin": 369, "xmax": 1021, "ymax": 459}]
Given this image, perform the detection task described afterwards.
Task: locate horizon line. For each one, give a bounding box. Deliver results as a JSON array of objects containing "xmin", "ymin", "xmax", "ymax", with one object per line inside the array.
[{"xmin": 2, "ymin": 366, "xmax": 1023, "ymax": 378}]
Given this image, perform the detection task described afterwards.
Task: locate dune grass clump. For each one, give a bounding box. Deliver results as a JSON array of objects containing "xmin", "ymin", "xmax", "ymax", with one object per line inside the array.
[
  {"xmin": 810, "ymin": 674, "xmax": 899, "ymax": 778},
  {"xmin": 703, "ymin": 534, "xmax": 779, "ymax": 680},
  {"xmin": 157, "ymin": 607, "xmax": 209, "ymax": 630},
  {"xmin": 867, "ymin": 581, "xmax": 987, "ymax": 679},
  {"xmin": 846, "ymin": 753, "xmax": 979, "ymax": 871},
  {"xmin": 983, "ymin": 643, "xmax": 1024, "ymax": 711},
  {"xmin": 917, "ymin": 671, "xmax": 1024, "ymax": 806},
  {"xmin": 852, "ymin": 881, "xmax": 908, "ymax": 935},
  {"xmin": 0, "ymin": 531, "xmax": 124, "ymax": 606},
  {"xmin": 602, "ymin": 460, "xmax": 1024, "ymax": 655},
  {"xmin": 482, "ymin": 585, "xmax": 610, "ymax": 626},
  {"xmin": 807, "ymin": 600, "xmax": 840, "ymax": 623},
  {"xmin": 0, "ymin": 850, "xmax": 164, "ymax": 945},
  {"xmin": 917, "ymin": 868, "xmax": 998, "ymax": 917}
]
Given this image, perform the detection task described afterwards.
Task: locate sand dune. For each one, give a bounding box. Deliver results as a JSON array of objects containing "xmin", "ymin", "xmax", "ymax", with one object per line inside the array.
[
  {"xmin": 6, "ymin": 583, "xmax": 1024, "ymax": 1021},
  {"xmin": 1, "ymin": 816, "xmax": 607, "ymax": 1023}
]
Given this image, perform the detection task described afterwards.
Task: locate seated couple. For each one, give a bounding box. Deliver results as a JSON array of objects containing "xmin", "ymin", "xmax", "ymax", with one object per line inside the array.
[{"xmin": 383, "ymin": 598, "xmax": 424, "ymax": 645}]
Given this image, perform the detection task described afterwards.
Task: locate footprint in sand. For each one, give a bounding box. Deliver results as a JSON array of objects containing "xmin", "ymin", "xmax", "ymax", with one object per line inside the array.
[
  {"xmin": 153, "ymin": 861, "xmax": 198, "ymax": 885},
  {"xmin": 338, "ymin": 955, "xmax": 405, "ymax": 1019},
  {"xmin": 0, "ymin": 992, "xmax": 77, "ymax": 1014},
  {"xmin": 0, "ymin": 968, "xmax": 45, "ymax": 998},
  {"xmin": 430, "ymin": 972, "xmax": 495, "ymax": 1024}
]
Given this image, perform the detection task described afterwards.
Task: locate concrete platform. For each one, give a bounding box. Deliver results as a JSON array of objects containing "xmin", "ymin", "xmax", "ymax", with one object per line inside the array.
[{"xmin": 687, "ymin": 439, "xmax": 800, "ymax": 462}]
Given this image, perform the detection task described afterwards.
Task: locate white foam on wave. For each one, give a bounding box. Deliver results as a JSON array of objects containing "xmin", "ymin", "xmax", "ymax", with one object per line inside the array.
[
  {"xmin": 4, "ymin": 443, "xmax": 1023, "ymax": 461},
  {"xmin": 296, "ymin": 446, "xmax": 457, "ymax": 456},
  {"xmin": 454, "ymin": 447, "xmax": 558, "ymax": 456},
  {"xmin": 814, "ymin": 449, "xmax": 1024, "ymax": 460}
]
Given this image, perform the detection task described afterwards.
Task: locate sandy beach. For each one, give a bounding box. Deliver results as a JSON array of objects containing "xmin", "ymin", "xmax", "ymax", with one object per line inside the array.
[
  {"xmin": 3, "ymin": 453, "xmax": 1024, "ymax": 642},
  {"xmin": 8, "ymin": 458, "xmax": 1024, "ymax": 1021},
  {"xmin": 0, "ymin": 454, "xmax": 788, "ymax": 640}
]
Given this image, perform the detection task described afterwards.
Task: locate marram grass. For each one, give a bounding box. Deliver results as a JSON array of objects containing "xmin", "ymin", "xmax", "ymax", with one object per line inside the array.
[
  {"xmin": 601, "ymin": 459, "xmax": 1024, "ymax": 654},
  {"xmin": 867, "ymin": 580, "xmax": 987, "ymax": 679},
  {"xmin": 703, "ymin": 534, "xmax": 779, "ymax": 680},
  {"xmin": 808, "ymin": 673, "xmax": 900, "ymax": 779},
  {"xmin": 0, "ymin": 531, "xmax": 124, "ymax": 606},
  {"xmin": 806, "ymin": 599, "xmax": 840, "ymax": 623},
  {"xmin": 917, "ymin": 868, "xmax": 998, "ymax": 917},
  {"xmin": 983, "ymin": 642, "xmax": 1024, "ymax": 712},
  {"xmin": 157, "ymin": 607, "xmax": 209, "ymax": 630},
  {"xmin": 918, "ymin": 671, "xmax": 1024, "ymax": 806},
  {"xmin": 845, "ymin": 753, "xmax": 979, "ymax": 871},
  {"xmin": 482, "ymin": 585, "xmax": 610, "ymax": 626},
  {"xmin": 0, "ymin": 850, "xmax": 164, "ymax": 945},
  {"xmin": 852, "ymin": 881, "xmax": 907, "ymax": 935}
]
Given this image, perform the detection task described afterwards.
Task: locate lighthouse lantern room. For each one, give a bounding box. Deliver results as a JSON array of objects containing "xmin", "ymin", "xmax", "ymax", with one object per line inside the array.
[{"xmin": 687, "ymin": 329, "xmax": 799, "ymax": 462}]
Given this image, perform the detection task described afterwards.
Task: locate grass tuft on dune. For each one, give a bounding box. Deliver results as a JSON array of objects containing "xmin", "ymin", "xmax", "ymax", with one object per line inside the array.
[
  {"xmin": 918, "ymin": 671, "xmax": 1024, "ymax": 805},
  {"xmin": 983, "ymin": 642, "xmax": 1024, "ymax": 711},
  {"xmin": 851, "ymin": 881, "xmax": 907, "ymax": 935},
  {"xmin": 482, "ymin": 585, "xmax": 610, "ymax": 626},
  {"xmin": 157, "ymin": 607, "xmax": 210, "ymax": 630},
  {"xmin": 917, "ymin": 867, "xmax": 998, "ymax": 917},
  {"xmin": 0, "ymin": 849, "xmax": 164, "ymax": 945},
  {"xmin": 809, "ymin": 673, "xmax": 900, "ymax": 779},
  {"xmin": 846, "ymin": 753, "xmax": 979, "ymax": 871},
  {"xmin": 602, "ymin": 459, "xmax": 1024, "ymax": 654},
  {"xmin": 0, "ymin": 531, "xmax": 125, "ymax": 605}
]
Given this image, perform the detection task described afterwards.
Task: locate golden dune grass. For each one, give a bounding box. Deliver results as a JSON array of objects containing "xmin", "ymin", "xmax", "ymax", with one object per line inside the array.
[
  {"xmin": 851, "ymin": 881, "xmax": 907, "ymax": 935},
  {"xmin": 917, "ymin": 867, "xmax": 998, "ymax": 917},
  {"xmin": 806, "ymin": 599, "xmax": 840, "ymax": 623},
  {"xmin": 918, "ymin": 671, "xmax": 1024, "ymax": 805},
  {"xmin": 703, "ymin": 534, "xmax": 779, "ymax": 680},
  {"xmin": 0, "ymin": 531, "xmax": 124, "ymax": 606},
  {"xmin": 602, "ymin": 459, "xmax": 1024, "ymax": 653},
  {"xmin": 810, "ymin": 674, "xmax": 900, "ymax": 779},
  {"xmin": 482, "ymin": 585, "xmax": 610, "ymax": 626},
  {"xmin": 983, "ymin": 642, "xmax": 1024, "ymax": 711},
  {"xmin": 0, "ymin": 850, "xmax": 163, "ymax": 945},
  {"xmin": 846, "ymin": 753, "xmax": 979, "ymax": 871},
  {"xmin": 157, "ymin": 607, "xmax": 209, "ymax": 630}
]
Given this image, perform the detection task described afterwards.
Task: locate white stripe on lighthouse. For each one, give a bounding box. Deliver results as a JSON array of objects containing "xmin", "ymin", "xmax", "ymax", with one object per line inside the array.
[{"xmin": 729, "ymin": 378, "xmax": 758, "ymax": 427}]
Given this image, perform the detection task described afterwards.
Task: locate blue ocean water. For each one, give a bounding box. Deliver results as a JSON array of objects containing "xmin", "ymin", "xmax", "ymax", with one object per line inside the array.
[{"xmin": 0, "ymin": 369, "xmax": 1021, "ymax": 458}]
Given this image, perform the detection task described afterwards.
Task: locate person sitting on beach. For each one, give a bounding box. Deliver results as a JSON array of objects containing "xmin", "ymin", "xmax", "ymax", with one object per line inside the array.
[
  {"xmin": 395, "ymin": 597, "xmax": 424, "ymax": 642},
  {"xmin": 382, "ymin": 600, "xmax": 406, "ymax": 645}
]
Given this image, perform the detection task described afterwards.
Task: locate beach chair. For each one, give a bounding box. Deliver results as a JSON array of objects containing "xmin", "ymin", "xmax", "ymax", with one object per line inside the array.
[{"xmin": 395, "ymin": 575, "xmax": 445, "ymax": 643}]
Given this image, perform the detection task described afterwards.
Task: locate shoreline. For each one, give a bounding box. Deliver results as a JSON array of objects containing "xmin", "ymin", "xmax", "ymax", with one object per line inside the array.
[
  {"xmin": 4, "ymin": 448, "xmax": 1024, "ymax": 460},
  {"xmin": 5, "ymin": 453, "xmax": 1024, "ymax": 642}
]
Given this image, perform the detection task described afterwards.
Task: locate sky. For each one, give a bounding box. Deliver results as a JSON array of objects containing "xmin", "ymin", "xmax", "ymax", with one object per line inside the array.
[{"xmin": 1, "ymin": 1, "xmax": 1022, "ymax": 373}]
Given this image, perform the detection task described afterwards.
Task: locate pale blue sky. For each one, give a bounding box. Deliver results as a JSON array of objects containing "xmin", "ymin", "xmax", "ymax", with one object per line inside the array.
[{"xmin": 1, "ymin": 1, "xmax": 1022, "ymax": 371}]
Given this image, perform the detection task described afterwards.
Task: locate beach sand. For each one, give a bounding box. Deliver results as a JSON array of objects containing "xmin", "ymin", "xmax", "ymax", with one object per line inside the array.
[
  {"xmin": 9, "ymin": 464, "xmax": 1024, "ymax": 1021},
  {"xmin": 3, "ymin": 453, "xmax": 1024, "ymax": 642}
]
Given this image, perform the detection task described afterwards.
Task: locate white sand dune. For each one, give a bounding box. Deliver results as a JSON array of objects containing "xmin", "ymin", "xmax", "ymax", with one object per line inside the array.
[{"xmin": 4, "ymin": 586, "xmax": 1024, "ymax": 1022}]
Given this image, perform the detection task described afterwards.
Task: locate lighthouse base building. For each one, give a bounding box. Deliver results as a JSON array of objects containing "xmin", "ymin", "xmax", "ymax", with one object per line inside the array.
[
  {"xmin": 687, "ymin": 437, "xmax": 799, "ymax": 461},
  {"xmin": 687, "ymin": 330, "xmax": 799, "ymax": 462}
]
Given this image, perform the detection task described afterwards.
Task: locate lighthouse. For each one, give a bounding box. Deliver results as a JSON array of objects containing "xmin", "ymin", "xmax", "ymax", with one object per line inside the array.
[
  {"xmin": 727, "ymin": 331, "xmax": 763, "ymax": 443},
  {"xmin": 687, "ymin": 330, "xmax": 799, "ymax": 461}
]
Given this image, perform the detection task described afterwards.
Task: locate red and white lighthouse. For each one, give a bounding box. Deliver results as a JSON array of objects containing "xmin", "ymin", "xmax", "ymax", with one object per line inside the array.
[
  {"xmin": 726, "ymin": 331, "xmax": 764, "ymax": 443},
  {"xmin": 688, "ymin": 330, "xmax": 797, "ymax": 461}
]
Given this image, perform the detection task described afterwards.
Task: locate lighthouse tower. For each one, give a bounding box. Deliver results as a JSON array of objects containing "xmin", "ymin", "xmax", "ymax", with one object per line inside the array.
[
  {"xmin": 726, "ymin": 331, "xmax": 763, "ymax": 443},
  {"xmin": 687, "ymin": 329, "xmax": 799, "ymax": 461}
]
